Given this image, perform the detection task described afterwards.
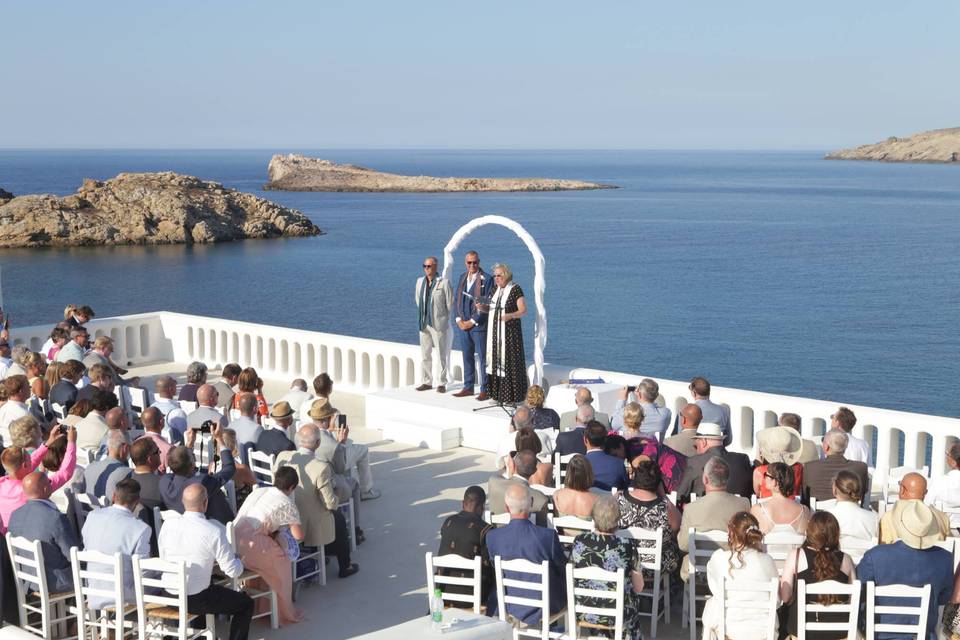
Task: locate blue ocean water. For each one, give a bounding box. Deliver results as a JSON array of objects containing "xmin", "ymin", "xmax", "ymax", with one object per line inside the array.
[{"xmin": 0, "ymin": 149, "xmax": 957, "ymax": 418}]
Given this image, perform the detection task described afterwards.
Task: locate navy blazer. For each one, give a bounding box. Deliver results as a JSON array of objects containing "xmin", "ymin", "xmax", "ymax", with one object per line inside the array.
[
  {"xmin": 49, "ymin": 380, "xmax": 78, "ymax": 413},
  {"xmin": 159, "ymin": 448, "xmax": 236, "ymax": 524},
  {"xmin": 554, "ymin": 428, "xmax": 587, "ymax": 457},
  {"xmin": 585, "ymin": 449, "xmax": 628, "ymax": 491},
  {"xmin": 453, "ymin": 270, "xmax": 495, "ymax": 329},
  {"xmin": 7, "ymin": 500, "xmax": 77, "ymax": 593},
  {"xmin": 485, "ymin": 518, "xmax": 567, "ymax": 625}
]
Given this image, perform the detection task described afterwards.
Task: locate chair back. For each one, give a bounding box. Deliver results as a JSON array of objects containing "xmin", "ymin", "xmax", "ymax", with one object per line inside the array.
[
  {"xmin": 615, "ymin": 526, "xmax": 670, "ymax": 637},
  {"xmin": 796, "ymin": 579, "xmax": 862, "ymax": 640},
  {"xmin": 717, "ymin": 577, "xmax": 779, "ymax": 640},
  {"xmin": 553, "ymin": 452, "xmax": 578, "ymax": 488},
  {"xmin": 424, "ymin": 552, "xmax": 483, "ymax": 614},
  {"xmin": 865, "ymin": 581, "xmax": 930, "ymax": 640},
  {"xmin": 51, "ymin": 402, "xmax": 67, "ymax": 421},
  {"xmin": 548, "ymin": 514, "xmax": 595, "ymax": 549},
  {"xmin": 71, "ymin": 547, "xmax": 132, "ymax": 640},
  {"xmin": 128, "ymin": 387, "xmax": 149, "ymax": 415},
  {"xmin": 152, "ymin": 508, "xmax": 181, "ymax": 537},
  {"xmin": 839, "ymin": 535, "xmax": 877, "ymax": 565},
  {"xmin": 686, "ymin": 529, "xmax": 728, "ymax": 640},
  {"xmin": 565, "ymin": 563, "xmax": 625, "ymax": 640},
  {"xmin": 67, "ymin": 488, "xmax": 104, "ymax": 534},
  {"xmin": 494, "ymin": 556, "xmax": 554, "ymax": 640},
  {"xmin": 5, "ymin": 534, "xmax": 51, "ymax": 631},
  {"xmin": 178, "ymin": 400, "xmax": 198, "ymax": 414},
  {"xmin": 131, "ymin": 555, "xmax": 193, "ymax": 638},
  {"xmin": 762, "ymin": 531, "xmax": 805, "ymax": 572},
  {"xmin": 810, "ymin": 498, "xmax": 838, "ymax": 511},
  {"xmin": 485, "ymin": 510, "xmax": 536, "ymax": 526},
  {"xmin": 248, "ymin": 450, "xmax": 276, "ymax": 485},
  {"xmin": 932, "ymin": 537, "xmax": 960, "ymax": 572}
]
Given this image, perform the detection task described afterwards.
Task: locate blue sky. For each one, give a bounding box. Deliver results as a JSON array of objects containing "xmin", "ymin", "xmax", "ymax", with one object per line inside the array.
[{"xmin": 2, "ymin": 1, "xmax": 958, "ymax": 149}]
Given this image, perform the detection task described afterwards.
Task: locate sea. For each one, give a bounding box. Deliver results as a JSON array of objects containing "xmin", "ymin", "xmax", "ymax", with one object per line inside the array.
[{"xmin": 0, "ymin": 150, "xmax": 957, "ymax": 419}]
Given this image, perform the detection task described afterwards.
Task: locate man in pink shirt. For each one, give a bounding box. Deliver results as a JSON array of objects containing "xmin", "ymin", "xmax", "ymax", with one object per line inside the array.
[
  {"xmin": 0, "ymin": 425, "xmax": 77, "ymax": 533},
  {"xmin": 135, "ymin": 407, "xmax": 172, "ymax": 472}
]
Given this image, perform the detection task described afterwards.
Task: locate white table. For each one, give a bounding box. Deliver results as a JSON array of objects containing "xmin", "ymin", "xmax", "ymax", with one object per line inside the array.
[
  {"xmin": 351, "ymin": 612, "xmax": 513, "ymax": 640},
  {"xmin": 544, "ymin": 382, "xmax": 623, "ymax": 419}
]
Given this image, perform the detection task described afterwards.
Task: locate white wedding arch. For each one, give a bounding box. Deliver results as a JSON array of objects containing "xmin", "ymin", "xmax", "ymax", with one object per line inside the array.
[{"xmin": 441, "ymin": 215, "xmax": 547, "ymax": 385}]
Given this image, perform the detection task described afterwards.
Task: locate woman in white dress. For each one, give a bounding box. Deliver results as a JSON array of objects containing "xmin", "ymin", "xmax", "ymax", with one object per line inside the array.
[
  {"xmin": 701, "ymin": 511, "xmax": 780, "ymax": 640},
  {"xmin": 820, "ymin": 470, "xmax": 878, "ymax": 562}
]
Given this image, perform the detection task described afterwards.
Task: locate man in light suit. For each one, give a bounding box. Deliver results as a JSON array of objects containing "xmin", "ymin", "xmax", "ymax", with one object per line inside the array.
[
  {"xmin": 415, "ymin": 256, "xmax": 454, "ymax": 393},
  {"xmin": 485, "ymin": 483, "xmax": 566, "ymax": 624},
  {"xmin": 308, "ymin": 399, "xmax": 369, "ymax": 537},
  {"xmin": 487, "ymin": 451, "xmax": 549, "ymax": 525},
  {"xmin": 451, "ymin": 251, "xmax": 495, "ymax": 401},
  {"xmin": 559, "ymin": 387, "xmax": 610, "ymax": 430},
  {"xmin": 275, "ymin": 425, "xmax": 357, "ymax": 578},
  {"xmin": 7, "ymin": 472, "xmax": 77, "ymax": 593}
]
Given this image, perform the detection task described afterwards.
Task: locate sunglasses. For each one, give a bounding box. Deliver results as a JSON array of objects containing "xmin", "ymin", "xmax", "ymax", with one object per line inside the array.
[
  {"xmin": 466, "ymin": 260, "xmax": 478, "ymax": 265},
  {"xmin": 423, "ymin": 264, "xmax": 436, "ymax": 269}
]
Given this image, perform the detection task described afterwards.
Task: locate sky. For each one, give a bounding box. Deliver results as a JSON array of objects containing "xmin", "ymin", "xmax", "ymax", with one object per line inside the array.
[{"xmin": 2, "ymin": 1, "xmax": 958, "ymax": 150}]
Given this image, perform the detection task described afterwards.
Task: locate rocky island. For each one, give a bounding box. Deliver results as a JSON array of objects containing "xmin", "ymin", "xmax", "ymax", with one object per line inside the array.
[
  {"xmin": 826, "ymin": 127, "xmax": 960, "ymax": 163},
  {"xmin": 0, "ymin": 172, "xmax": 322, "ymax": 248},
  {"xmin": 263, "ymin": 154, "xmax": 616, "ymax": 192}
]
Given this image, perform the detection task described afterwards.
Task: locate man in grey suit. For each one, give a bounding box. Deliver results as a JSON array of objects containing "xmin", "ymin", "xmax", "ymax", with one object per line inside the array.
[
  {"xmin": 559, "ymin": 387, "xmax": 610, "ymax": 430},
  {"xmin": 307, "ymin": 398, "xmax": 365, "ymax": 542},
  {"xmin": 488, "ymin": 451, "xmax": 549, "ymax": 525},
  {"xmin": 7, "ymin": 472, "xmax": 77, "ymax": 593},
  {"xmin": 675, "ymin": 423, "xmax": 752, "ymax": 498},
  {"xmin": 687, "ymin": 377, "xmax": 731, "ymax": 446},
  {"xmin": 677, "ymin": 457, "xmax": 750, "ymax": 580},
  {"xmin": 415, "ymin": 256, "xmax": 454, "ymax": 393}
]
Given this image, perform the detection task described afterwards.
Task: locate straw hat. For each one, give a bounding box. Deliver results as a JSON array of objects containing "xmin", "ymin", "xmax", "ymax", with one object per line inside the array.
[
  {"xmin": 895, "ymin": 500, "xmax": 944, "ymax": 550},
  {"xmin": 269, "ymin": 401, "xmax": 294, "ymax": 420},
  {"xmin": 307, "ymin": 397, "xmax": 337, "ymax": 421},
  {"xmin": 694, "ymin": 423, "xmax": 724, "ymax": 440},
  {"xmin": 756, "ymin": 427, "xmax": 803, "ymax": 466}
]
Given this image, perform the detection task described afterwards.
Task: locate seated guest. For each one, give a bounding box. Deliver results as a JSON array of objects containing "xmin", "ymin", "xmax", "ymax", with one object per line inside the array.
[
  {"xmin": 504, "ymin": 428, "xmax": 553, "ymax": 486},
  {"xmin": 485, "ymin": 484, "xmax": 566, "ymax": 624},
  {"xmin": 43, "ymin": 434, "xmax": 84, "ymax": 510},
  {"xmin": 76, "ymin": 388, "xmax": 117, "ymax": 449},
  {"xmin": 831, "ymin": 406, "xmax": 870, "ymax": 466},
  {"xmin": 129, "ymin": 438, "xmax": 165, "ymax": 509},
  {"xmin": 678, "ymin": 457, "xmax": 750, "ymax": 580},
  {"xmin": 75, "ymin": 363, "xmax": 115, "ymax": 404},
  {"xmin": 64, "ymin": 304, "xmax": 95, "ymax": 329},
  {"xmin": 158, "ymin": 484, "xmax": 253, "ymax": 640},
  {"xmin": 82, "ymin": 337, "xmax": 122, "ymax": 386},
  {"xmin": 308, "ymin": 400, "xmax": 364, "ymax": 541},
  {"xmin": 277, "ymin": 379, "xmax": 311, "ymax": 422},
  {"xmin": 28, "ymin": 377, "xmax": 54, "ymax": 428},
  {"xmin": 437, "ymin": 486, "xmax": 493, "ymax": 605},
  {"xmin": 310, "ymin": 398, "xmax": 379, "ymax": 503},
  {"xmin": 663, "ymin": 403, "xmax": 702, "ymax": 458},
  {"xmin": 160, "ymin": 426, "xmax": 236, "ymax": 525},
  {"xmin": 49, "ymin": 359, "xmax": 84, "ymax": 414},
  {"xmin": 257, "ymin": 402, "xmax": 297, "ymax": 457},
  {"xmin": 135, "ymin": 407, "xmax": 173, "ymax": 473},
  {"xmin": 559, "ymin": 387, "xmax": 609, "ymax": 430},
  {"xmin": 233, "ymin": 466, "xmax": 305, "ymax": 625},
  {"xmin": 62, "ymin": 398, "xmax": 92, "ymax": 428},
  {"xmin": 220, "ymin": 429, "xmax": 257, "ymax": 507},
  {"xmin": 777, "ymin": 413, "xmax": 820, "ymax": 463},
  {"xmin": 275, "ymin": 424, "xmax": 358, "ymax": 578},
  {"xmin": 616, "ymin": 460, "xmax": 680, "ymax": 578},
  {"xmin": 97, "ymin": 406, "xmax": 130, "ymax": 456},
  {"xmin": 555, "ymin": 404, "xmax": 593, "ymax": 456},
  {"xmin": 80, "ymin": 478, "xmax": 152, "ymax": 609},
  {"xmin": 212, "ymin": 363, "xmax": 241, "ymax": 412},
  {"xmin": 879, "ymin": 472, "xmax": 949, "ymax": 544},
  {"xmin": 178, "ymin": 361, "xmax": 208, "ymax": 402},
  {"xmin": 524, "ymin": 385, "xmax": 559, "ymax": 431},
  {"xmin": 753, "ymin": 426, "xmax": 804, "ymax": 499},
  {"xmin": 552, "ymin": 454, "xmax": 598, "ymax": 518},
  {"xmin": 488, "ymin": 451, "xmax": 550, "ymax": 525},
  {"xmin": 928, "ymin": 442, "xmax": 960, "ymax": 532},
  {"xmin": 676, "ymin": 422, "xmax": 753, "ymax": 498},
  {"xmin": 44, "ymin": 326, "xmax": 70, "ymax": 363},
  {"xmin": 185, "ymin": 384, "xmax": 229, "ymax": 431},
  {"xmin": 701, "ymin": 512, "xmax": 780, "ymax": 640},
  {"xmin": 23, "ymin": 351, "xmax": 47, "ymax": 385},
  {"xmin": 571, "ymin": 495, "xmax": 645, "ymax": 640},
  {"xmin": 150, "ymin": 375, "xmax": 187, "ymax": 441},
  {"xmin": 859, "ymin": 501, "xmax": 953, "ymax": 640},
  {"xmin": 7, "ymin": 472, "xmax": 77, "ymax": 593},
  {"xmin": 296, "ymin": 373, "xmax": 334, "ymax": 425},
  {"xmin": 55, "ymin": 326, "xmax": 88, "ymax": 364},
  {"xmin": 687, "ymin": 377, "xmax": 732, "ymax": 446},
  {"xmin": 80, "ymin": 430, "xmax": 132, "ymax": 499},
  {"xmin": 780, "ymin": 511, "xmax": 857, "ymax": 639},
  {"xmin": 801, "ymin": 429, "xmax": 869, "ymax": 502},
  {"xmin": 612, "ymin": 378, "xmax": 672, "ymax": 437},
  {"xmin": 583, "ymin": 421, "xmax": 628, "ymax": 491},
  {"xmin": 820, "ymin": 471, "xmax": 878, "ymax": 563},
  {"xmin": 496, "ymin": 406, "xmax": 553, "ymax": 470},
  {"xmin": 619, "ymin": 409, "xmax": 689, "ymax": 493},
  {"xmin": 0, "ymin": 427, "xmax": 76, "ymax": 532},
  {"xmin": 604, "ymin": 433, "xmax": 627, "ymax": 460},
  {"xmin": 751, "ymin": 462, "xmax": 811, "ymax": 535},
  {"xmin": 0, "ymin": 342, "xmax": 13, "ymax": 377},
  {"xmin": 227, "ymin": 392, "xmax": 263, "ymax": 452},
  {"xmin": 232, "ymin": 368, "xmax": 268, "ymax": 422},
  {"xmin": 8, "ymin": 414, "xmax": 43, "ymax": 452},
  {"xmin": 0, "ymin": 375, "xmax": 31, "ymax": 443}
]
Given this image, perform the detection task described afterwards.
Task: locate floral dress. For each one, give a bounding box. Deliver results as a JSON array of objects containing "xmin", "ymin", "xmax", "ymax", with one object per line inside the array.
[
  {"xmin": 616, "ymin": 492, "xmax": 680, "ymax": 578},
  {"xmin": 571, "ymin": 532, "xmax": 644, "ymax": 640}
]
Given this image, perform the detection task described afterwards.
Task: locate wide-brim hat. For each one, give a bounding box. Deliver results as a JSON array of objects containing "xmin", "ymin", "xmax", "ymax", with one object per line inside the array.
[
  {"xmin": 307, "ymin": 398, "xmax": 337, "ymax": 421},
  {"xmin": 269, "ymin": 401, "xmax": 294, "ymax": 420},
  {"xmin": 896, "ymin": 500, "xmax": 943, "ymax": 550},
  {"xmin": 756, "ymin": 426, "xmax": 803, "ymax": 466},
  {"xmin": 694, "ymin": 422, "xmax": 724, "ymax": 440}
]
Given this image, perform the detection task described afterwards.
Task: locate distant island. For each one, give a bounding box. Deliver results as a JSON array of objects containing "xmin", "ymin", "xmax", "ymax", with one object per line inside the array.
[
  {"xmin": 263, "ymin": 153, "xmax": 616, "ymax": 192},
  {"xmin": 0, "ymin": 172, "xmax": 322, "ymax": 248},
  {"xmin": 826, "ymin": 127, "xmax": 960, "ymax": 163}
]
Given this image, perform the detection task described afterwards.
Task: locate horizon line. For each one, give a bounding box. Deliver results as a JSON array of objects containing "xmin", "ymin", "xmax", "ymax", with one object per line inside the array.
[{"xmin": 0, "ymin": 146, "xmax": 831, "ymax": 153}]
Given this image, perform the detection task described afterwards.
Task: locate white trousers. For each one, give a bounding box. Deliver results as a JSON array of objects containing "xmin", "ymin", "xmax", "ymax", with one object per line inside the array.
[
  {"xmin": 344, "ymin": 441, "xmax": 374, "ymax": 493},
  {"xmin": 419, "ymin": 325, "xmax": 449, "ymax": 386}
]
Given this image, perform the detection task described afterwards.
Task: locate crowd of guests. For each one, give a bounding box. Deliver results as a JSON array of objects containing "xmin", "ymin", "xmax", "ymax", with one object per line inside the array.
[{"xmin": 437, "ymin": 377, "xmax": 960, "ymax": 640}]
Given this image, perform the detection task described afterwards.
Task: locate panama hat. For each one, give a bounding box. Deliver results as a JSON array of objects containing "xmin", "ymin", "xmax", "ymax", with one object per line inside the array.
[
  {"xmin": 895, "ymin": 500, "xmax": 944, "ymax": 550},
  {"xmin": 694, "ymin": 423, "xmax": 724, "ymax": 440},
  {"xmin": 269, "ymin": 401, "xmax": 295, "ymax": 420},
  {"xmin": 756, "ymin": 426, "xmax": 803, "ymax": 466},
  {"xmin": 308, "ymin": 397, "xmax": 337, "ymax": 421}
]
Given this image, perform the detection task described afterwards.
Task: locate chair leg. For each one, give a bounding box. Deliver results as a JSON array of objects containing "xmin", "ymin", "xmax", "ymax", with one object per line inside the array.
[
  {"xmin": 664, "ymin": 574, "xmax": 672, "ymax": 624},
  {"xmin": 319, "ymin": 545, "xmax": 327, "ymax": 586},
  {"xmin": 651, "ymin": 576, "xmax": 660, "ymax": 639}
]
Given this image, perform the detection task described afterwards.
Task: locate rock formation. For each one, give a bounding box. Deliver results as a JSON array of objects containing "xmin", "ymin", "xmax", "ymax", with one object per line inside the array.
[
  {"xmin": 0, "ymin": 189, "xmax": 13, "ymax": 205},
  {"xmin": 826, "ymin": 128, "xmax": 960, "ymax": 163},
  {"xmin": 0, "ymin": 172, "xmax": 322, "ymax": 248},
  {"xmin": 264, "ymin": 154, "xmax": 616, "ymax": 192}
]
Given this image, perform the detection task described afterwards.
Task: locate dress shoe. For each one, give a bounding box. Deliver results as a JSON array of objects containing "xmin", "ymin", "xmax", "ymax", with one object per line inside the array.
[
  {"xmin": 452, "ymin": 388, "xmax": 475, "ymax": 398},
  {"xmin": 415, "ymin": 384, "xmax": 432, "ymax": 391},
  {"xmin": 437, "ymin": 386, "xmax": 446, "ymax": 393},
  {"xmin": 476, "ymin": 392, "xmax": 490, "ymax": 401},
  {"xmin": 361, "ymin": 488, "xmax": 381, "ymax": 501},
  {"xmin": 338, "ymin": 563, "xmax": 360, "ymax": 578}
]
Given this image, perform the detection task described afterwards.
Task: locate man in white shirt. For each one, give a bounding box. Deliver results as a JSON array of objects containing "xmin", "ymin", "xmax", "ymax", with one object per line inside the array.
[
  {"xmin": 185, "ymin": 385, "xmax": 229, "ymax": 431},
  {"xmin": 0, "ymin": 341, "xmax": 12, "ymax": 379},
  {"xmin": 158, "ymin": 483, "xmax": 253, "ymax": 640},
  {"xmin": 277, "ymin": 379, "xmax": 312, "ymax": 419},
  {"xmin": 150, "ymin": 376, "xmax": 187, "ymax": 442},
  {"xmin": 929, "ymin": 442, "xmax": 960, "ymax": 530},
  {"xmin": 226, "ymin": 393, "xmax": 262, "ymax": 454},
  {"xmin": 296, "ymin": 373, "xmax": 333, "ymax": 426},
  {"xmin": 0, "ymin": 375, "xmax": 31, "ymax": 444},
  {"xmin": 832, "ymin": 406, "xmax": 871, "ymax": 466}
]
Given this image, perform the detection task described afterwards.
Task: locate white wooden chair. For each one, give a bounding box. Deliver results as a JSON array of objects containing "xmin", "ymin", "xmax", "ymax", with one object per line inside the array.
[
  {"xmin": 796, "ymin": 578, "xmax": 861, "ymax": 640},
  {"xmin": 70, "ymin": 547, "xmax": 137, "ymax": 640},
  {"xmin": 67, "ymin": 488, "xmax": 105, "ymax": 536},
  {"xmin": 192, "ymin": 433, "xmax": 214, "ymax": 468},
  {"xmin": 425, "ymin": 552, "xmax": 484, "ymax": 614},
  {"xmin": 865, "ymin": 581, "xmax": 931, "ymax": 640},
  {"xmin": 5, "ymin": 534, "xmax": 75, "ymax": 640},
  {"xmin": 883, "ymin": 466, "xmax": 930, "ymax": 509},
  {"xmin": 715, "ymin": 577, "xmax": 779, "ymax": 640},
  {"xmin": 810, "ymin": 497, "xmax": 837, "ymax": 511},
  {"xmin": 615, "ymin": 527, "xmax": 670, "ymax": 638},
  {"xmin": 839, "ymin": 535, "xmax": 877, "ymax": 565},
  {"xmin": 548, "ymin": 514, "xmax": 595, "ymax": 550},
  {"xmin": 151, "ymin": 507, "xmax": 181, "ymax": 536},
  {"xmin": 51, "ymin": 402, "xmax": 66, "ymax": 421},
  {"xmin": 178, "ymin": 400, "xmax": 198, "ymax": 414},
  {"xmin": 132, "ymin": 556, "xmax": 215, "ymax": 640},
  {"xmin": 565, "ymin": 563, "xmax": 625, "ymax": 640},
  {"xmin": 248, "ymin": 449, "xmax": 276, "ymax": 485},
  {"xmin": 127, "ymin": 386, "xmax": 149, "ymax": 416},
  {"xmin": 75, "ymin": 447, "xmax": 98, "ymax": 467},
  {"xmin": 762, "ymin": 531, "xmax": 805, "ymax": 574},
  {"xmin": 553, "ymin": 452, "xmax": 578, "ymax": 488},
  {"xmin": 223, "ymin": 521, "xmax": 279, "ymax": 629},
  {"xmin": 494, "ymin": 556, "xmax": 566, "ymax": 639},
  {"xmin": 682, "ymin": 529, "xmax": 727, "ymax": 640},
  {"xmin": 933, "ymin": 537, "xmax": 960, "ymax": 572},
  {"xmin": 485, "ymin": 510, "xmax": 538, "ymax": 526},
  {"xmin": 935, "ymin": 500, "xmax": 960, "ymax": 535}
]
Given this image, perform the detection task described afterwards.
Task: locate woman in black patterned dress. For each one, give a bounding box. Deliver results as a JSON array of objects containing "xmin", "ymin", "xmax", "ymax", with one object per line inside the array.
[{"xmin": 483, "ymin": 263, "xmax": 528, "ymax": 404}]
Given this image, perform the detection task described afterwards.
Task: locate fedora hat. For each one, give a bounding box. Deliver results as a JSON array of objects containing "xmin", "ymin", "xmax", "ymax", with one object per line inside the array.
[
  {"xmin": 895, "ymin": 500, "xmax": 944, "ymax": 549},
  {"xmin": 694, "ymin": 423, "xmax": 724, "ymax": 440},
  {"xmin": 308, "ymin": 397, "xmax": 337, "ymax": 421},
  {"xmin": 756, "ymin": 426, "xmax": 803, "ymax": 466},
  {"xmin": 269, "ymin": 401, "xmax": 295, "ymax": 420}
]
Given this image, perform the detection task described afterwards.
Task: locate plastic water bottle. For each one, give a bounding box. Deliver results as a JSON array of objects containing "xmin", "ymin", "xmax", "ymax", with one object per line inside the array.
[{"xmin": 430, "ymin": 587, "xmax": 444, "ymax": 630}]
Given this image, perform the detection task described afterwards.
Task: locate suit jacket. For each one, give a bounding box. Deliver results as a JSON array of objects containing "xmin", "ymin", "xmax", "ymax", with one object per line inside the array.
[
  {"xmin": 80, "ymin": 504, "xmax": 152, "ymax": 609},
  {"xmin": 676, "ymin": 448, "xmax": 753, "ymax": 498},
  {"xmin": 316, "ymin": 428, "xmax": 348, "ymax": 475},
  {"xmin": 82, "ymin": 351, "xmax": 122, "ymax": 386},
  {"xmin": 677, "ymin": 491, "xmax": 751, "ymax": 552},
  {"xmin": 7, "ymin": 499, "xmax": 77, "ymax": 593},
  {"xmin": 559, "ymin": 410, "xmax": 610, "ymax": 430},
  {"xmin": 256, "ymin": 429, "xmax": 296, "ymax": 458},
  {"xmin": 211, "ymin": 380, "xmax": 235, "ymax": 412},
  {"xmin": 554, "ymin": 427, "xmax": 587, "ymax": 457},
  {"xmin": 487, "ymin": 474, "xmax": 548, "ymax": 526},
  {"xmin": 159, "ymin": 448, "xmax": 236, "ymax": 524},
  {"xmin": 275, "ymin": 449, "xmax": 338, "ymax": 547},
  {"xmin": 801, "ymin": 454, "xmax": 869, "ymax": 502},
  {"xmin": 584, "ymin": 449, "xmax": 628, "ymax": 491},
  {"xmin": 415, "ymin": 275, "xmax": 454, "ymax": 333},
  {"xmin": 49, "ymin": 380, "xmax": 78, "ymax": 413},
  {"xmin": 485, "ymin": 519, "xmax": 567, "ymax": 624},
  {"xmin": 663, "ymin": 429, "xmax": 698, "ymax": 458},
  {"xmin": 453, "ymin": 270, "xmax": 495, "ymax": 329}
]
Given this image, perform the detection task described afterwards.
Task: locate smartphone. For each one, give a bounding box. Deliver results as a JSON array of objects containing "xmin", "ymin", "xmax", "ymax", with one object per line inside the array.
[
  {"xmin": 626, "ymin": 385, "xmax": 637, "ymax": 393},
  {"xmin": 338, "ymin": 414, "xmax": 347, "ymax": 429}
]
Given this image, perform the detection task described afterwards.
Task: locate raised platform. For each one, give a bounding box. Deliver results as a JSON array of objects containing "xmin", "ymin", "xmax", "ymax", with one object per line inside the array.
[{"xmin": 365, "ymin": 386, "xmax": 512, "ymax": 452}]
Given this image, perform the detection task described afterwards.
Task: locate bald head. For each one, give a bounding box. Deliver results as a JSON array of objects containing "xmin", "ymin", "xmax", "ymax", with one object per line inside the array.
[
  {"xmin": 196, "ymin": 384, "xmax": 218, "ymax": 407},
  {"xmin": 182, "ymin": 483, "xmax": 208, "ymax": 513},
  {"xmin": 105, "ymin": 407, "xmax": 127, "ymax": 430},
  {"xmin": 899, "ymin": 472, "xmax": 927, "ymax": 500},
  {"xmin": 155, "ymin": 376, "xmax": 177, "ymax": 399},
  {"xmin": 22, "ymin": 472, "xmax": 52, "ymax": 500},
  {"xmin": 680, "ymin": 403, "xmax": 703, "ymax": 430},
  {"xmin": 141, "ymin": 407, "xmax": 163, "ymax": 433},
  {"xmin": 504, "ymin": 483, "xmax": 531, "ymax": 517},
  {"xmin": 575, "ymin": 387, "xmax": 594, "ymax": 406},
  {"xmin": 295, "ymin": 424, "xmax": 320, "ymax": 450}
]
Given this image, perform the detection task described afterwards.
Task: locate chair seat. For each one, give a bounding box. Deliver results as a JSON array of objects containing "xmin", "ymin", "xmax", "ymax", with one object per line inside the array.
[
  {"xmin": 579, "ymin": 620, "xmax": 616, "ymax": 631},
  {"xmin": 101, "ymin": 603, "xmax": 138, "ymax": 614},
  {"xmin": 144, "ymin": 604, "xmax": 198, "ymax": 621},
  {"xmin": 27, "ymin": 589, "xmax": 74, "ymax": 602}
]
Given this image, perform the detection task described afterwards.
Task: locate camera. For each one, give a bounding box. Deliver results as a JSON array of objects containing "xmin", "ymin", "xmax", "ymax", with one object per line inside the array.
[
  {"xmin": 626, "ymin": 385, "xmax": 636, "ymax": 393},
  {"xmin": 199, "ymin": 420, "xmax": 216, "ymax": 434}
]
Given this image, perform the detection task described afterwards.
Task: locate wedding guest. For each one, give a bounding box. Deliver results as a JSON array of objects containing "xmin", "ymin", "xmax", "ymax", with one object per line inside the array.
[
  {"xmin": 616, "ymin": 460, "xmax": 680, "ymax": 578},
  {"xmin": 551, "ymin": 454, "xmax": 598, "ymax": 518},
  {"xmin": 178, "ymin": 361, "xmax": 208, "ymax": 402},
  {"xmin": 524, "ymin": 385, "xmax": 560, "ymax": 431},
  {"xmin": 750, "ymin": 462, "xmax": 811, "ymax": 535},
  {"xmin": 820, "ymin": 471, "xmax": 878, "ymax": 563}
]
